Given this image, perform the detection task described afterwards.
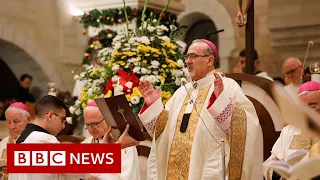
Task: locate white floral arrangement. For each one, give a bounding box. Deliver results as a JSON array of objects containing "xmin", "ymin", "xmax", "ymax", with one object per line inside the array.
[{"xmin": 70, "ymin": 0, "xmax": 188, "ymax": 116}]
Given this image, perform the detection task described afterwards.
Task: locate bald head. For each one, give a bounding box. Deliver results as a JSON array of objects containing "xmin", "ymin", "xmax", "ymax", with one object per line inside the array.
[
  {"xmin": 283, "ymin": 57, "xmax": 302, "ymax": 72},
  {"xmin": 283, "ymin": 57, "xmax": 303, "ymax": 85},
  {"xmin": 83, "ymin": 106, "xmax": 103, "ymax": 121}
]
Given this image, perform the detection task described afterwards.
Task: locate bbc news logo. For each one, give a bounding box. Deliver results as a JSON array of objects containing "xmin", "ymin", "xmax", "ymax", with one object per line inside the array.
[{"xmin": 7, "ymin": 144, "xmax": 121, "ymax": 173}]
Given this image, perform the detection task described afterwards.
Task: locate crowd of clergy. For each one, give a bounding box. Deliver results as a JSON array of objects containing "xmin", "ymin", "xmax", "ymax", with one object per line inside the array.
[{"xmin": 0, "ymin": 39, "xmax": 319, "ymax": 180}]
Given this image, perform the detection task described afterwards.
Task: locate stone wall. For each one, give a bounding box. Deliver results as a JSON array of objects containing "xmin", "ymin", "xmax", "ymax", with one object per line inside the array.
[
  {"xmin": 0, "ymin": 0, "xmax": 86, "ymax": 97},
  {"xmin": 268, "ymin": 0, "xmax": 320, "ymax": 70},
  {"xmin": 179, "ymin": 0, "xmax": 281, "ymax": 77}
]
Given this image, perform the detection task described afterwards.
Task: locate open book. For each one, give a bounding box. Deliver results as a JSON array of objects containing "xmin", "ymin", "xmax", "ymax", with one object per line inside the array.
[
  {"xmin": 265, "ymin": 157, "xmax": 320, "ymax": 180},
  {"xmin": 0, "ymin": 159, "xmax": 6, "ymax": 168},
  {"xmin": 271, "ymin": 149, "xmax": 308, "ymax": 166},
  {"xmin": 95, "ymin": 95, "xmax": 145, "ymax": 141}
]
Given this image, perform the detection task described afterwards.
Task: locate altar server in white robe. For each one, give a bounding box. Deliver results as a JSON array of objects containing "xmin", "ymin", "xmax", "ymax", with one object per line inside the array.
[
  {"xmin": 263, "ymin": 81, "xmax": 320, "ymax": 180},
  {"xmin": 81, "ymin": 101, "xmax": 140, "ymax": 180},
  {"xmin": 8, "ymin": 95, "xmax": 71, "ymax": 180},
  {"xmin": 138, "ymin": 39, "xmax": 261, "ymax": 180},
  {"xmin": 0, "ymin": 102, "xmax": 31, "ymax": 180}
]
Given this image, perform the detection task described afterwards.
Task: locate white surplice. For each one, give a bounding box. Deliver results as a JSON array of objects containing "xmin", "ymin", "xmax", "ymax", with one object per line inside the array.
[
  {"xmin": 8, "ymin": 131, "xmax": 80, "ymax": 180},
  {"xmin": 263, "ymin": 125, "xmax": 307, "ymax": 179},
  {"xmin": 0, "ymin": 136, "xmax": 15, "ymax": 180},
  {"xmin": 256, "ymin": 71, "xmax": 274, "ymax": 81},
  {"xmin": 81, "ymin": 136, "xmax": 140, "ymax": 180},
  {"xmin": 0, "ymin": 136, "xmax": 11, "ymax": 158},
  {"xmin": 139, "ymin": 73, "xmax": 261, "ymax": 180}
]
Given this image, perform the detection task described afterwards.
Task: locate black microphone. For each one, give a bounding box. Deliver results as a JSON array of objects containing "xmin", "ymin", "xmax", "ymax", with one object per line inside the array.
[{"xmin": 180, "ymin": 78, "xmax": 191, "ymax": 133}]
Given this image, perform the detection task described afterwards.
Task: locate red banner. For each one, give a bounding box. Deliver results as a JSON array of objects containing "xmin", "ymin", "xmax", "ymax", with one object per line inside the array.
[{"xmin": 7, "ymin": 144, "xmax": 121, "ymax": 173}]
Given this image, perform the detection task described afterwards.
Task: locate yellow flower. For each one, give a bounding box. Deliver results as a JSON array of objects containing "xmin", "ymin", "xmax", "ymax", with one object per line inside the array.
[
  {"xmin": 89, "ymin": 68, "xmax": 99, "ymax": 77},
  {"xmin": 142, "ymin": 60, "xmax": 147, "ymax": 64},
  {"xmin": 162, "ymin": 100, "xmax": 168, "ymax": 105},
  {"xmin": 162, "ymin": 64, "xmax": 167, "ymax": 68},
  {"xmin": 166, "ymin": 92, "xmax": 172, "ymax": 99},
  {"xmin": 153, "ymin": 54, "xmax": 159, "ymax": 57},
  {"xmin": 145, "ymin": 53, "xmax": 150, "ymax": 57},
  {"xmin": 104, "ymin": 90, "xmax": 112, "ymax": 98},
  {"xmin": 137, "ymin": 45, "xmax": 143, "ymax": 51},
  {"xmin": 121, "ymin": 55, "xmax": 127, "ymax": 59},
  {"xmin": 169, "ymin": 50, "xmax": 176, "ymax": 54},
  {"xmin": 151, "ymin": 48, "xmax": 161, "ymax": 54},
  {"xmin": 120, "ymin": 62, "xmax": 126, "ymax": 66},
  {"xmin": 166, "ymin": 59, "xmax": 179, "ymax": 68},
  {"xmin": 161, "ymin": 42, "xmax": 176, "ymax": 49},
  {"xmin": 126, "ymin": 94, "xmax": 131, "ymax": 101},
  {"xmin": 82, "ymin": 103, "xmax": 87, "ymax": 109},
  {"xmin": 158, "ymin": 76, "xmax": 165, "ymax": 84},
  {"xmin": 137, "ymin": 56, "xmax": 141, "ymax": 61},
  {"xmin": 162, "ymin": 49, "xmax": 167, "ymax": 57},
  {"xmin": 132, "ymin": 87, "xmax": 142, "ymax": 97},
  {"xmin": 122, "ymin": 51, "xmax": 136, "ymax": 56}
]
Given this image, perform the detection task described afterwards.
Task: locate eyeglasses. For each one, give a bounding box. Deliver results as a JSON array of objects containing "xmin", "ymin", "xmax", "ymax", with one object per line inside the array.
[
  {"xmin": 308, "ymin": 103, "xmax": 320, "ymax": 110},
  {"xmin": 84, "ymin": 119, "xmax": 104, "ymax": 129},
  {"xmin": 184, "ymin": 53, "xmax": 211, "ymax": 60},
  {"xmin": 46, "ymin": 112, "xmax": 66, "ymax": 124}
]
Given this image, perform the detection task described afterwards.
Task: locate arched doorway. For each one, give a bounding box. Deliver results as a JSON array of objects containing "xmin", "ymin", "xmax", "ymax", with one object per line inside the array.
[
  {"xmin": 178, "ymin": 0, "xmax": 236, "ymax": 72},
  {"xmin": 185, "ymin": 20, "xmax": 218, "ymax": 47},
  {"xmin": 184, "ymin": 18, "xmax": 219, "ymax": 67},
  {"xmin": 0, "ymin": 39, "xmax": 49, "ymax": 101}
]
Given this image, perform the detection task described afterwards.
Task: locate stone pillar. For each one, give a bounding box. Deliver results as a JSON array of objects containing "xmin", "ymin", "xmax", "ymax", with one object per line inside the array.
[{"xmin": 268, "ymin": 0, "xmax": 320, "ymax": 68}]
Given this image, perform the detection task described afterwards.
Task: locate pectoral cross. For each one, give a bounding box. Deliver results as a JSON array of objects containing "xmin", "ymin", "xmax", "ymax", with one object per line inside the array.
[{"xmin": 117, "ymin": 105, "xmax": 128, "ymax": 123}]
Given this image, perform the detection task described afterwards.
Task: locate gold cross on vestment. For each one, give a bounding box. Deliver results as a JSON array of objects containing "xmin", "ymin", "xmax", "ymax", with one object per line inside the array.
[{"xmin": 117, "ymin": 105, "xmax": 128, "ymax": 123}]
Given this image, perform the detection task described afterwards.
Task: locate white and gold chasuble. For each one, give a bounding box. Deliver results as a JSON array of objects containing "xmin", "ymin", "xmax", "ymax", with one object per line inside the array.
[
  {"xmin": 0, "ymin": 136, "xmax": 14, "ymax": 180},
  {"xmin": 139, "ymin": 73, "xmax": 261, "ymax": 180},
  {"xmin": 263, "ymin": 125, "xmax": 314, "ymax": 180}
]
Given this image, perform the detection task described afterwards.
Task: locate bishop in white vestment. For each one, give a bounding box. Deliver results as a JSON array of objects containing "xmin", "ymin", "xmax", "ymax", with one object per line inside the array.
[
  {"xmin": 0, "ymin": 102, "xmax": 31, "ymax": 180},
  {"xmin": 80, "ymin": 102, "xmax": 140, "ymax": 180},
  {"xmin": 138, "ymin": 39, "xmax": 261, "ymax": 180},
  {"xmin": 263, "ymin": 81, "xmax": 320, "ymax": 179}
]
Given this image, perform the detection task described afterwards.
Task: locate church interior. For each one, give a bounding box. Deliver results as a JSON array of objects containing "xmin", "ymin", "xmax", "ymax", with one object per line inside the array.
[{"xmin": 1, "ymin": 0, "xmax": 320, "ymax": 179}]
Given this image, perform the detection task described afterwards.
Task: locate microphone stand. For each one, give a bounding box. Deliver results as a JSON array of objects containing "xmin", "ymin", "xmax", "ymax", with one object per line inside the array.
[{"xmin": 221, "ymin": 139, "xmax": 226, "ymax": 180}]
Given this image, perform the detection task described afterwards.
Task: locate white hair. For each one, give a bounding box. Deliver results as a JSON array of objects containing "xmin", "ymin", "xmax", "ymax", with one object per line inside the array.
[
  {"xmin": 298, "ymin": 90, "xmax": 320, "ymax": 97},
  {"xmin": 5, "ymin": 107, "xmax": 30, "ymax": 120}
]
